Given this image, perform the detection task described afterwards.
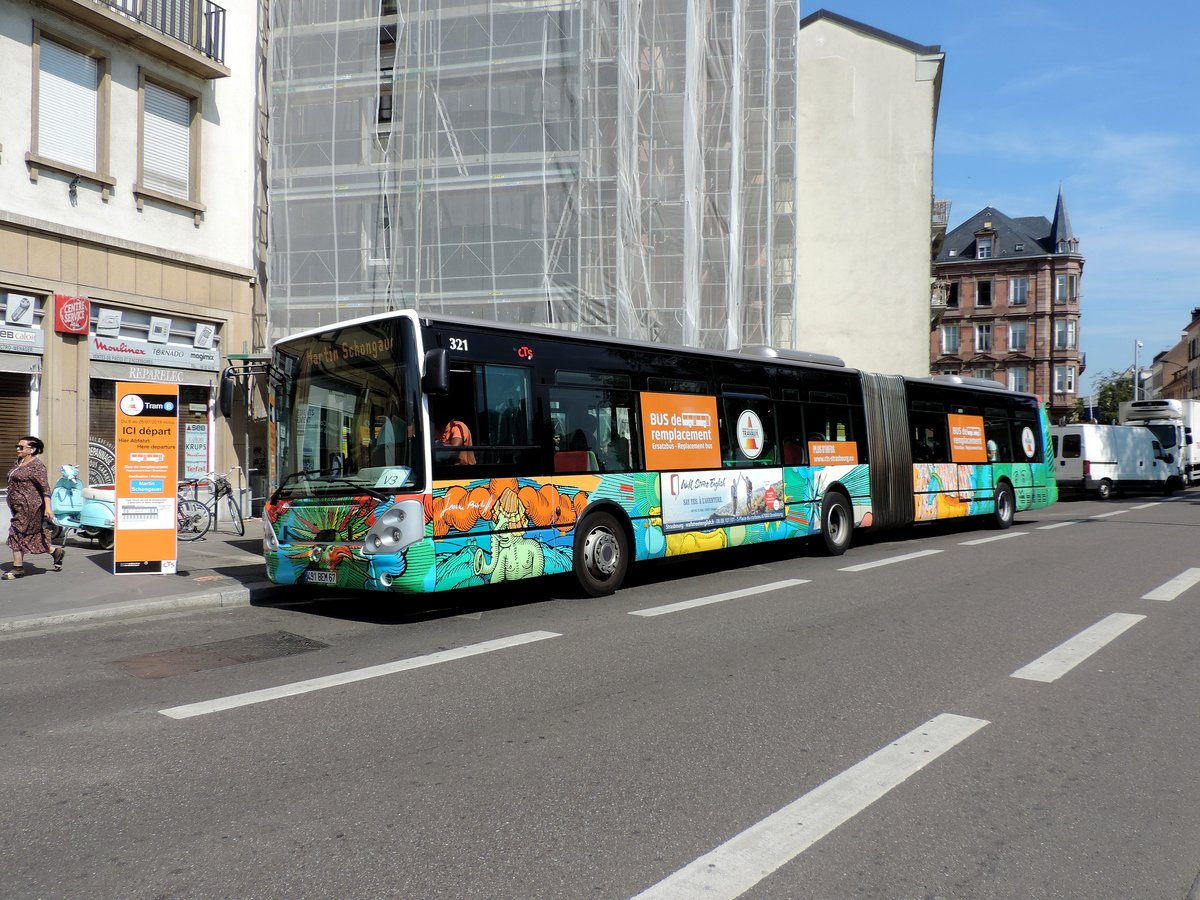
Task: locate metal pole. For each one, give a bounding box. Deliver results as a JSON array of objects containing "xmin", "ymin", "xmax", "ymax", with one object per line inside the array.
[{"xmin": 1133, "ymin": 340, "xmax": 1142, "ymax": 400}]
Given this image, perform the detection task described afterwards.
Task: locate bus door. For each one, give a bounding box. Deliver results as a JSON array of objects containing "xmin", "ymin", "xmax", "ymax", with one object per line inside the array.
[
  {"xmin": 908, "ymin": 411, "xmax": 960, "ymax": 510},
  {"xmin": 947, "ymin": 412, "xmax": 993, "ymax": 505},
  {"xmin": 1008, "ymin": 412, "xmax": 1044, "ymax": 505}
]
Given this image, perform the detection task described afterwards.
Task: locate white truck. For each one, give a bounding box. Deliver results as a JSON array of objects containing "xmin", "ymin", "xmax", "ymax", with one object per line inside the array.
[
  {"xmin": 1118, "ymin": 398, "xmax": 1198, "ymax": 488},
  {"xmin": 1050, "ymin": 423, "xmax": 1173, "ymax": 500}
]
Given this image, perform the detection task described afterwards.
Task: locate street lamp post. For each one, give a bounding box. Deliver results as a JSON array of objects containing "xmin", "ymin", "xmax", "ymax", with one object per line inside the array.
[{"xmin": 1134, "ymin": 340, "xmax": 1143, "ymax": 400}]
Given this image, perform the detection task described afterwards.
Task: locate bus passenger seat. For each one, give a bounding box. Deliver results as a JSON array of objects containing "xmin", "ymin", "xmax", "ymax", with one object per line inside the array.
[{"xmin": 555, "ymin": 450, "xmax": 597, "ymax": 474}]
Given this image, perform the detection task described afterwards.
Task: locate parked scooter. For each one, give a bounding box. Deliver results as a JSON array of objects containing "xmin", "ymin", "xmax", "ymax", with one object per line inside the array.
[{"xmin": 49, "ymin": 464, "xmax": 116, "ymax": 550}]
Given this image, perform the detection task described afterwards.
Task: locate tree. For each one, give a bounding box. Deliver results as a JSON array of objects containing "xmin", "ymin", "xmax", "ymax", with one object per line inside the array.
[{"xmin": 1081, "ymin": 369, "xmax": 1133, "ymax": 424}]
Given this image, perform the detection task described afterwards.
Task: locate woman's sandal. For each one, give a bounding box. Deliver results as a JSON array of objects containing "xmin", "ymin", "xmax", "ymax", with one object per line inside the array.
[
  {"xmin": 2, "ymin": 567, "xmax": 26, "ymax": 580},
  {"xmin": 52, "ymin": 548, "xmax": 65, "ymax": 572}
]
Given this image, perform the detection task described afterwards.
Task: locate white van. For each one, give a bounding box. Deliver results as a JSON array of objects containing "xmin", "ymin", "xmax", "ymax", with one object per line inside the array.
[{"xmin": 1050, "ymin": 424, "xmax": 1173, "ymax": 500}]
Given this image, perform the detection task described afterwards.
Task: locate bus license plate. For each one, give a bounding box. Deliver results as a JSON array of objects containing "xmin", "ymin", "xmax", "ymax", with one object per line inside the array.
[{"xmin": 304, "ymin": 570, "xmax": 337, "ymax": 585}]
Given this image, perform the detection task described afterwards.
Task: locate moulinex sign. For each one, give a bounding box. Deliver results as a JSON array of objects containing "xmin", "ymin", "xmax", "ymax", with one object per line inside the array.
[{"xmin": 90, "ymin": 335, "xmax": 220, "ymax": 371}]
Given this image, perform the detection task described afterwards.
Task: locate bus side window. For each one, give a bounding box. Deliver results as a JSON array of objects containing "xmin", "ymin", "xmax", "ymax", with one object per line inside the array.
[
  {"xmin": 1013, "ymin": 415, "xmax": 1044, "ymax": 462},
  {"xmin": 776, "ymin": 400, "xmax": 806, "ymax": 465},
  {"xmin": 548, "ymin": 386, "xmax": 640, "ymax": 474},
  {"xmin": 984, "ymin": 418, "xmax": 1011, "ymax": 462},
  {"xmin": 432, "ymin": 363, "xmax": 534, "ymax": 476},
  {"xmin": 719, "ymin": 397, "xmax": 776, "ymax": 466},
  {"xmin": 910, "ymin": 412, "xmax": 949, "ymax": 463},
  {"xmin": 804, "ymin": 402, "xmax": 861, "ymax": 463}
]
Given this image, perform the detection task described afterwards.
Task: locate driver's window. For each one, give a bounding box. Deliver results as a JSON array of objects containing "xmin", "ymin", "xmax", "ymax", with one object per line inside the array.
[{"xmin": 431, "ymin": 363, "xmax": 535, "ymax": 476}]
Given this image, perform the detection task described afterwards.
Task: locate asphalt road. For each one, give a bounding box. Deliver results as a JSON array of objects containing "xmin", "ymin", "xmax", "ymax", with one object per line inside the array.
[{"xmin": 3, "ymin": 490, "xmax": 1200, "ymax": 899}]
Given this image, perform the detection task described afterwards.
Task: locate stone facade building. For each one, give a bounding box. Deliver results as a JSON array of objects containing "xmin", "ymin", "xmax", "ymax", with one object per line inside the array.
[
  {"xmin": 931, "ymin": 190, "xmax": 1084, "ymax": 422},
  {"xmin": 0, "ymin": 0, "xmax": 264, "ymax": 494}
]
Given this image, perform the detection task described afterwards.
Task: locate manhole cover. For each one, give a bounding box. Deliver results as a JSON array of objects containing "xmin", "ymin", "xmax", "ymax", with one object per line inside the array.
[{"xmin": 115, "ymin": 631, "xmax": 329, "ymax": 679}]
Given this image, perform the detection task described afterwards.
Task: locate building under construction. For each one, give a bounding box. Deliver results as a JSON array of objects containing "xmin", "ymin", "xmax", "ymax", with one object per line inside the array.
[{"xmin": 268, "ymin": 0, "xmax": 799, "ymax": 349}]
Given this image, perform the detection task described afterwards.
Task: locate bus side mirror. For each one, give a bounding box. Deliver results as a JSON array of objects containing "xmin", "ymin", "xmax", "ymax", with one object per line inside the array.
[
  {"xmin": 421, "ymin": 348, "xmax": 450, "ymax": 395},
  {"xmin": 218, "ymin": 367, "xmax": 236, "ymax": 417}
]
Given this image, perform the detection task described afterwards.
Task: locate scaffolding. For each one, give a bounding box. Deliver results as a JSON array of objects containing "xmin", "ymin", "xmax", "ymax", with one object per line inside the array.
[{"xmin": 268, "ymin": 0, "xmax": 797, "ymax": 350}]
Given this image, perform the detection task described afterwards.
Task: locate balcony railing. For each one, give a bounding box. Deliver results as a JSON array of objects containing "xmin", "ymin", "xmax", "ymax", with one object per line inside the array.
[{"xmin": 94, "ymin": 0, "xmax": 226, "ymax": 63}]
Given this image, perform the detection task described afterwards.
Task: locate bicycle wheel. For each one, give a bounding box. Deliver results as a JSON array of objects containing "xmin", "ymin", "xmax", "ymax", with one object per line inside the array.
[
  {"xmin": 177, "ymin": 498, "xmax": 212, "ymax": 541},
  {"xmin": 224, "ymin": 493, "xmax": 245, "ymax": 536}
]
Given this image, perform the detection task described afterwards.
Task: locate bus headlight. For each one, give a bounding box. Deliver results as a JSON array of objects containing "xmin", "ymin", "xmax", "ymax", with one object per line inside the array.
[
  {"xmin": 363, "ymin": 499, "xmax": 423, "ymax": 555},
  {"xmin": 263, "ymin": 515, "xmax": 280, "ymax": 552}
]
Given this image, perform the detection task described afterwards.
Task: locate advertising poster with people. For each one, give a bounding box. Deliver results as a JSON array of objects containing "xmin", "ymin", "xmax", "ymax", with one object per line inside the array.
[{"xmin": 661, "ymin": 468, "xmax": 786, "ymax": 533}]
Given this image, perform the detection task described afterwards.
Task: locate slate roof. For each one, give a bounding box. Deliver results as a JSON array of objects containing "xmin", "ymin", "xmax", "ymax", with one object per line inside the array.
[
  {"xmin": 1049, "ymin": 186, "xmax": 1076, "ymax": 249},
  {"xmin": 936, "ymin": 192, "xmax": 1080, "ymax": 263}
]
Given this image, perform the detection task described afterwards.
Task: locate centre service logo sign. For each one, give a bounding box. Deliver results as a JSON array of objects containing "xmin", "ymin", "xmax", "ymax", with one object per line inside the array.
[{"xmin": 54, "ymin": 294, "xmax": 91, "ymax": 335}]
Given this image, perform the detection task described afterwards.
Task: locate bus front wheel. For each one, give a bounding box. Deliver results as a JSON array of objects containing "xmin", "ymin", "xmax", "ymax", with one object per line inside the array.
[
  {"xmin": 573, "ymin": 511, "xmax": 629, "ymax": 597},
  {"xmin": 1097, "ymin": 479, "xmax": 1113, "ymax": 501},
  {"xmin": 819, "ymin": 493, "xmax": 853, "ymax": 556},
  {"xmin": 993, "ymin": 483, "xmax": 1015, "ymax": 530}
]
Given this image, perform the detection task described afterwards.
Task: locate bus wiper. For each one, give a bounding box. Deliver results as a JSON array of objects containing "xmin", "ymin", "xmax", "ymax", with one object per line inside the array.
[{"xmin": 272, "ymin": 468, "xmax": 391, "ymax": 501}]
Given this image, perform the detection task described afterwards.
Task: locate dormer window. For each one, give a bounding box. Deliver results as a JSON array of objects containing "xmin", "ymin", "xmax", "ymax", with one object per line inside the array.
[
  {"xmin": 977, "ymin": 236, "xmax": 993, "ymax": 259},
  {"xmin": 1014, "ymin": 242, "xmax": 1025, "ymax": 252}
]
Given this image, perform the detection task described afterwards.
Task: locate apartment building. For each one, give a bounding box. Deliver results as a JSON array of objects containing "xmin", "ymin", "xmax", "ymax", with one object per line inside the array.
[
  {"xmin": 0, "ymin": 0, "xmax": 262, "ymax": 488},
  {"xmin": 932, "ymin": 190, "xmax": 1084, "ymax": 422}
]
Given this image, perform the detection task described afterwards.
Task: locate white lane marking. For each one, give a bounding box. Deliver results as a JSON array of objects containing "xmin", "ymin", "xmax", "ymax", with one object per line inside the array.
[
  {"xmin": 629, "ymin": 579, "xmax": 809, "ymax": 618},
  {"xmin": 159, "ymin": 631, "xmax": 561, "ymax": 719},
  {"xmin": 838, "ymin": 549, "xmax": 942, "ymax": 572},
  {"xmin": 1011, "ymin": 614, "xmax": 1145, "ymax": 683},
  {"xmin": 1142, "ymin": 568, "xmax": 1200, "ymax": 602},
  {"xmin": 631, "ymin": 713, "xmax": 988, "ymax": 900},
  {"xmin": 1090, "ymin": 509, "xmax": 1127, "ymax": 518},
  {"xmin": 1129, "ymin": 502, "xmax": 1161, "ymax": 510},
  {"xmin": 959, "ymin": 531, "xmax": 1028, "ymax": 546},
  {"xmin": 1037, "ymin": 520, "xmax": 1083, "ymax": 530}
]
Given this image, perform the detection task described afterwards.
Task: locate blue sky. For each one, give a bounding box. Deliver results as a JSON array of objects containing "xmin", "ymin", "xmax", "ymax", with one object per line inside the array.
[{"xmin": 815, "ymin": 1, "xmax": 1200, "ymax": 395}]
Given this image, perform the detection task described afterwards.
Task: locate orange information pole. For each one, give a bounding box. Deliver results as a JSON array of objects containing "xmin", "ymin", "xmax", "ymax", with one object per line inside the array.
[{"xmin": 113, "ymin": 382, "xmax": 179, "ymax": 575}]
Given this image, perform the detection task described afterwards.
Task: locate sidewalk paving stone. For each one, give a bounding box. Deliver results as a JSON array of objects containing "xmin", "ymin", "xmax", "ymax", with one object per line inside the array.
[{"xmin": 0, "ymin": 520, "xmax": 284, "ymax": 634}]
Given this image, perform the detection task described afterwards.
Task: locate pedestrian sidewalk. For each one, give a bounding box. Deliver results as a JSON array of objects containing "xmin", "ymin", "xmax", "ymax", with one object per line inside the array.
[{"xmin": 0, "ymin": 521, "xmax": 283, "ymax": 634}]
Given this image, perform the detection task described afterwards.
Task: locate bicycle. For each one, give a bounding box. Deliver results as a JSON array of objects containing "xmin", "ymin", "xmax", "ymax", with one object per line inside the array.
[{"xmin": 177, "ymin": 466, "xmax": 245, "ymax": 541}]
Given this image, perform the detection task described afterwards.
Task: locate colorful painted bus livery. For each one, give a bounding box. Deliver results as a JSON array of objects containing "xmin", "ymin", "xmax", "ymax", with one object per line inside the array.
[{"xmin": 263, "ymin": 311, "xmax": 1057, "ymax": 596}]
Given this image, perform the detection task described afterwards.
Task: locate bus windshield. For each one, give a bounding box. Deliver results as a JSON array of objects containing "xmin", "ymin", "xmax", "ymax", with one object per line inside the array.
[{"xmin": 273, "ymin": 318, "xmax": 424, "ymax": 499}]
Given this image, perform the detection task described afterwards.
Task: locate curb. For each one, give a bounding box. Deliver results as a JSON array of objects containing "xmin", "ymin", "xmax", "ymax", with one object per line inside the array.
[{"xmin": 0, "ymin": 581, "xmax": 283, "ymax": 635}]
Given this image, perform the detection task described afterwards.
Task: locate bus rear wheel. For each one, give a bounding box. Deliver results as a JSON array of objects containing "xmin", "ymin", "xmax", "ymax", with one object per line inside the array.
[
  {"xmin": 573, "ymin": 511, "xmax": 629, "ymax": 597},
  {"xmin": 819, "ymin": 493, "xmax": 852, "ymax": 556},
  {"xmin": 993, "ymin": 483, "xmax": 1015, "ymax": 529}
]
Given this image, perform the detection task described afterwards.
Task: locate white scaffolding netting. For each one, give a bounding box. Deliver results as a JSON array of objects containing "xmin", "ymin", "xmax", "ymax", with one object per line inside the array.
[{"xmin": 268, "ymin": 0, "xmax": 797, "ymax": 350}]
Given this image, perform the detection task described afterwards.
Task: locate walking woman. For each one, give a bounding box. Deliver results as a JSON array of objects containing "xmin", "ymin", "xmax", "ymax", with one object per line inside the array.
[{"xmin": 5, "ymin": 436, "xmax": 63, "ymax": 579}]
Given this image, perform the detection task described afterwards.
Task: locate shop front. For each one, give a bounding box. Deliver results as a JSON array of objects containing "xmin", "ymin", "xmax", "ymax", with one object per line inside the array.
[
  {"xmin": 0, "ymin": 290, "xmax": 45, "ymax": 490},
  {"xmin": 87, "ymin": 305, "xmax": 220, "ymax": 487}
]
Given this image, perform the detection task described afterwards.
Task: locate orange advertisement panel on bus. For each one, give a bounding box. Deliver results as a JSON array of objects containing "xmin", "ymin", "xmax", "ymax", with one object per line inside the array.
[
  {"xmin": 808, "ymin": 441, "xmax": 859, "ymax": 466},
  {"xmin": 641, "ymin": 392, "xmax": 721, "ymax": 471},
  {"xmin": 948, "ymin": 413, "xmax": 988, "ymax": 463}
]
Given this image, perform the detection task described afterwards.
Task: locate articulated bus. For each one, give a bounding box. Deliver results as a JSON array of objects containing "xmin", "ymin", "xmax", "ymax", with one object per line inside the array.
[{"xmin": 263, "ymin": 311, "xmax": 1058, "ymax": 596}]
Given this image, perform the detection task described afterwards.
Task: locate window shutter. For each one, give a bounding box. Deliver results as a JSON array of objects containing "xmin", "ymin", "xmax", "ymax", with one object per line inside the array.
[
  {"xmin": 0, "ymin": 374, "xmax": 31, "ymax": 490},
  {"xmin": 38, "ymin": 40, "xmax": 98, "ymax": 172},
  {"xmin": 143, "ymin": 82, "xmax": 191, "ymax": 198}
]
